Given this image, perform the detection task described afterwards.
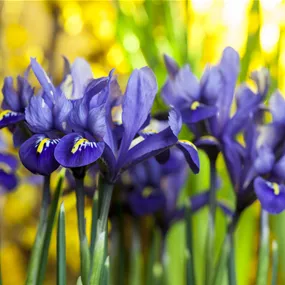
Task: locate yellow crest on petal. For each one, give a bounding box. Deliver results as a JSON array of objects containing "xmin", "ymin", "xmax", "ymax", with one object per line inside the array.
[
  {"xmin": 71, "ymin": 138, "xmax": 88, "ymax": 154},
  {"xmin": 37, "ymin": 138, "xmax": 50, "ymax": 154}
]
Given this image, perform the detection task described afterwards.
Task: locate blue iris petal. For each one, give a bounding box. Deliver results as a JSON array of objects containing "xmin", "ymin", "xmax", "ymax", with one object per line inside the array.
[
  {"xmin": 254, "ymin": 177, "xmax": 285, "ymax": 214},
  {"xmin": 54, "ymin": 133, "xmax": 105, "ymax": 168},
  {"xmin": 19, "ymin": 134, "xmax": 60, "ymax": 176}
]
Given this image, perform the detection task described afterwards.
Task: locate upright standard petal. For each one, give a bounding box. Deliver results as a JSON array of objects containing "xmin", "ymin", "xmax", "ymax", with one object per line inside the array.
[
  {"xmin": 119, "ymin": 67, "xmax": 158, "ymax": 157},
  {"xmin": 71, "ymin": 58, "xmax": 93, "ymax": 100},
  {"xmin": 163, "ymin": 54, "xmax": 179, "ymax": 78},
  {"xmin": 161, "ymin": 65, "xmax": 200, "ymax": 109},
  {"xmin": 25, "ymin": 95, "xmax": 53, "ymax": 133},
  {"xmin": 30, "ymin": 58, "xmax": 57, "ymax": 101},
  {"xmin": 216, "ymin": 47, "xmax": 240, "ymax": 132},
  {"xmin": 254, "ymin": 146, "xmax": 275, "ymax": 175},
  {"xmin": 88, "ymin": 105, "xmax": 106, "ymax": 139},
  {"xmin": 2, "ymin": 77, "xmax": 21, "ymax": 111},
  {"xmin": 269, "ymin": 91, "xmax": 285, "ymax": 124},
  {"xmin": 254, "ymin": 177, "xmax": 285, "ymax": 214},
  {"xmin": 200, "ymin": 65, "xmax": 223, "ymax": 105},
  {"xmin": 54, "ymin": 133, "xmax": 105, "ymax": 168},
  {"xmin": 53, "ymin": 94, "xmax": 73, "ymax": 133},
  {"xmin": 19, "ymin": 134, "xmax": 60, "ymax": 175}
]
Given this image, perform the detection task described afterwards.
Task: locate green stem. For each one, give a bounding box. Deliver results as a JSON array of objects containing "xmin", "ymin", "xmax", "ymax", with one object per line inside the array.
[
  {"xmin": 98, "ymin": 176, "xmax": 114, "ymax": 233},
  {"xmin": 75, "ymin": 177, "xmax": 90, "ymax": 285},
  {"xmin": 271, "ymin": 240, "xmax": 278, "ymax": 285},
  {"xmin": 185, "ymin": 201, "xmax": 196, "ymax": 285},
  {"xmin": 256, "ymin": 210, "xmax": 270, "ymax": 285},
  {"xmin": 57, "ymin": 203, "xmax": 66, "ymax": 285},
  {"xmin": 90, "ymin": 190, "xmax": 99, "ymax": 259},
  {"xmin": 227, "ymin": 217, "xmax": 238, "ymax": 285},
  {"xmin": 26, "ymin": 175, "xmax": 50, "ymax": 285},
  {"xmin": 213, "ymin": 213, "xmax": 240, "ymax": 285},
  {"xmin": 90, "ymin": 176, "xmax": 113, "ymax": 285},
  {"xmin": 205, "ymin": 158, "xmax": 217, "ymax": 285}
]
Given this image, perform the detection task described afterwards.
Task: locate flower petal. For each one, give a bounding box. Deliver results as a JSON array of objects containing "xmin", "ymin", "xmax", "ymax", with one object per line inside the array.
[
  {"xmin": 120, "ymin": 127, "xmax": 178, "ymax": 173},
  {"xmin": 216, "ymin": 47, "xmax": 240, "ymax": 131},
  {"xmin": 88, "ymin": 105, "xmax": 106, "ymax": 139},
  {"xmin": 54, "ymin": 133, "xmax": 105, "ymax": 168},
  {"xmin": 0, "ymin": 110, "xmax": 24, "ymax": 129},
  {"xmin": 269, "ymin": 91, "xmax": 285, "ymax": 124},
  {"xmin": 128, "ymin": 191, "xmax": 165, "ymax": 216},
  {"xmin": 254, "ymin": 177, "xmax": 285, "ymax": 214},
  {"xmin": 0, "ymin": 170, "xmax": 17, "ymax": 192},
  {"xmin": 254, "ymin": 146, "xmax": 275, "ymax": 175},
  {"xmin": 2, "ymin": 77, "xmax": 21, "ymax": 111},
  {"xmin": 176, "ymin": 140, "xmax": 200, "ymax": 174},
  {"xmin": 71, "ymin": 58, "xmax": 93, "ymax": 100},
  {"xmin": 161, "ymin": 65, "xmax": 200, "ymax": 109},
  {"xmin": 163, "ymin": 54, "xmax": 179, "ymax": 78},
  {"xmin": 30, "ymin": 58, "xmax": 57, "ymax": 100},
  {"xmin": 25, "ymin": 95, "xmax": 53, "ymax": 133},
  {"xmin": 19, "ymin": 134, "xmax": 60, "ymax": 175},
  {"xmin": 0, "ymin": 153, "xmax": 18, "ymax": 171},
  {"xmin": 181, "ymin": 104, "xmax": 217, "ymax": 123},
  {"xmin": 119, "ymin": 67, "xmax": 158, "ymax": 158}
]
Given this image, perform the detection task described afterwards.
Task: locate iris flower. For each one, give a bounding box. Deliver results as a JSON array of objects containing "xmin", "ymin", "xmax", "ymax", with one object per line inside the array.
[{"xmin": 0, "ymin": 152, "xmax": 18, "ymax": 194}]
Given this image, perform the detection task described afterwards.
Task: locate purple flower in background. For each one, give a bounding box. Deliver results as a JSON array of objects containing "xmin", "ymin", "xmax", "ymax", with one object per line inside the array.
[
  {"xmin": 0, "ymin": 152, "xmax": 18, "ymax": 194},
  {"xmin": 0, "ymin": 72, "xmax": 34, "ymax": 129},
  {"xmin": 126, "ymin": 149, "xmax": 231, "ymax": 233}
]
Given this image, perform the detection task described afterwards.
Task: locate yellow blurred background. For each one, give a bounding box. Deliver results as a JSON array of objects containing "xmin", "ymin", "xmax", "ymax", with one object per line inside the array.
[{"xmin": 1, "ymin": 0, "xmax": 285, "ymax": 284}]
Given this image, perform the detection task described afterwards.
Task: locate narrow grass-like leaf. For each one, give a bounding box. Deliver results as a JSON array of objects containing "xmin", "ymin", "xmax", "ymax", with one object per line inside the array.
[
  {"xmin": 212, "ymin": 235, "xmax": 230, "ymax": 285},
  {"xmin": 57, "ymin": 203, "xmax": 66, "ymax": 285},
  {"xmin": 129, "ymin": 222, "xmax": 141, "ymax": 285},
  {"xmin": 185, "ymin": 200, "xmax": 195, "ymax": 285},
  {"xmin": 90, "ymin": 231, "xmax": 106, "ymax": 285},
  {"xmin": 100, "ymin": 256, "xmax": 110, "ymax": 285},
  {"xmin": 26, "ymin": 176, "xmax": 51, "ymax": 285},
  {"xmin": 256, "ymin": 210, "xmax": 270, "ymax": 285},
  {"xmin": 74, "ymin": 176, "xmax": 90, "ymax": 285},
  {"xmin": 90, "ymin": 190, "xmax": 99, "ymax": 259},
  {"xmin": 271, "ymin": 240, "xmax": 278, "ymax": 285},
  {"xmin": 37, "ymin": 171, "xmax": 65, "ymax": 285}
]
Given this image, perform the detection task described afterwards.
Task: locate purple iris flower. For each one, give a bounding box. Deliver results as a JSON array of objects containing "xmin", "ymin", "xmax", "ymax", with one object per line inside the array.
[
  {"xmin": 126, "ymin": 149, "xmax": 232, "ymax": 233},
  {"xmin": 162, "ymin": 47, "xmax": 240, "ymax": 138},
  {"xmin": 0, "ymin": 152, "xmax": 18, "ymax": 194},
  {"xmin": 19, "ymin": 58, "xmax": 98, "ymax": 176},
  {"xmin": 251, "ymin": 90, "xmax": 285, "ymax": 214},
  {"xmin": 54, "ymin": 64, "xmax": 199, "ymax": 182},
  {"xmin": 0, "ymin": 71, "xmax": 34, "ymax": 129}
]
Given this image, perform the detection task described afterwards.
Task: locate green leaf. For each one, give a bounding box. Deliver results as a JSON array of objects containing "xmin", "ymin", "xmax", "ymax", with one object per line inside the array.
[
  {"xmin": 90, "ymin": 231, "xmax": 106, "ymax": 285},
  {"xmin": 26, "ymin": 176, "xmax": 51, "ymax": 285},
  {"xmin": 100, "ymin": 257, "xmax": 110, "ymax": 285},
  {"xmin": 37, "ymin": 171, "xmax": 65, "ymax": 285},
  {"xmin": 271, "ymin": 240, "xmax": 278, "ymax": 285},
  {"xmin": 185, "ymin": 201, "xmax": 196, "ymax": 285},
  {"xmin": 57, "ymin": 203, "xmax": 66, "ymax": 285},
  {"xmin": 90, "ymin": 191, "xmax": 99, "ymax": 259},
  {"xmin": 256, "ymin": 210, "xmax": 270, "ymax": 285}
]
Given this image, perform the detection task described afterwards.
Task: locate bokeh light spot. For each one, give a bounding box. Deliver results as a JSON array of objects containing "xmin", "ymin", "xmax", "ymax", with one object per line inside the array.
[
  {"xmin": 123, "ymin": 34, "xmax": 140, "ymax": 53},
  {"xmin": 260, "ymin": 23, "xmax": 280, "ymax": 53}
]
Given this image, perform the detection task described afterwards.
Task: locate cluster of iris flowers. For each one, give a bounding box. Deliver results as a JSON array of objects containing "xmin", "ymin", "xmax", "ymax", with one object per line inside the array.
[{"xmin": 0, "ymin": 46, "xmax": 284, "ymax": 284}]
